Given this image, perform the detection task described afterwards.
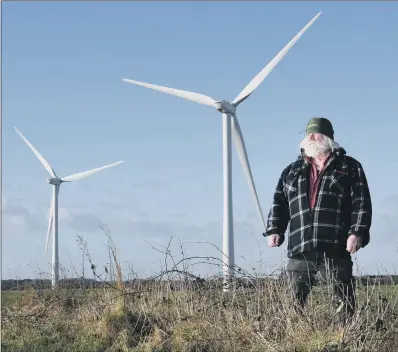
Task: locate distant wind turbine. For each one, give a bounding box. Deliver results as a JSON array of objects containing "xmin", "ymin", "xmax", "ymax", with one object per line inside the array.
[
  {"xmin": 15, "ymin": 127, "xmax": 124, "ymax": 288},
  {"xmin": 122, "ymin": 11, "xmax": 322, "ymax": 290}
]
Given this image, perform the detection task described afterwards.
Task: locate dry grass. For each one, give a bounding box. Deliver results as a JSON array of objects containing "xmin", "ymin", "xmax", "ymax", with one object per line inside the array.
[{"xmin": 2, "ymin": 230, "xmax": 398, "ymax": 352}]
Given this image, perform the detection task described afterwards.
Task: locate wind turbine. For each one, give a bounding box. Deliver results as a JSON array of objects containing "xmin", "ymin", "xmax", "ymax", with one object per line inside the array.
[
  {"xmin": 14, "ymin": 127, "xmax": 124, "ymax": 288},
  {"xmin": 122, "ymin": 11, "xmax": 322, "ymax": 289}
]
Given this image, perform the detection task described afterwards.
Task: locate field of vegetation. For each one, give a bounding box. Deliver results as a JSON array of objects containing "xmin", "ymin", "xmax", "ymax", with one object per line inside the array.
[{"xmin": 2, "ymin": 233, "xmax": 398, "ymax": 351}]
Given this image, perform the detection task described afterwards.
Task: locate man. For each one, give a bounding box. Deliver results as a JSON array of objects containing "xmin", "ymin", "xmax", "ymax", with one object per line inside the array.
[{"xmin": 264, "ymin": 117, "xmax": 372, "ymax": 318}]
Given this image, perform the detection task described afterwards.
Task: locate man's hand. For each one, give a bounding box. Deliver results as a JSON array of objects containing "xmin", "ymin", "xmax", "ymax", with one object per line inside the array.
[
  {"xmin": 346, "ymin": 234, "xmax": 361, "ymax": 254},
  {"xmin": 267, "ymin": 234, "xmax": 281, "ymax": 247}
]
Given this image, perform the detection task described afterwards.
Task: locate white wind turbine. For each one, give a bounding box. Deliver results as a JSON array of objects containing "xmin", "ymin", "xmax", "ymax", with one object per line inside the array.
[
  {"xmin": 122, "ymin": 11, "xmax": 321, "ymax": 289},
  {"xmin": 15, "ymin": 127, "xmax": 124, "ymax": 288}
]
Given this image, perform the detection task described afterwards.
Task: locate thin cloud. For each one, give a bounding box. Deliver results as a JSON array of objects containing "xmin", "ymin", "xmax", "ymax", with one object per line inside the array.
[
  {"xmin": 65, "ymin": 212, "xmax": 104, "ymax": 233},
  {"xmin": 2, "ymin": 203, "xmax": 46, "ymax": 237}
]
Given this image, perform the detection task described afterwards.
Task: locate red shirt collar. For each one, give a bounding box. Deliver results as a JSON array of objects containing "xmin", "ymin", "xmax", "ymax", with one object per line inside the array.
[{"xmin": 305, "ymin": 153, "xmax": 331, "ymax": 166}]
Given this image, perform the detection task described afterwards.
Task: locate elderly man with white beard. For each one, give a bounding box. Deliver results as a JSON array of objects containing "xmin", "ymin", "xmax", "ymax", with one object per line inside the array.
[{"xmin": 263, "ymin": 117, "xmax": 372, "ymax": 321}]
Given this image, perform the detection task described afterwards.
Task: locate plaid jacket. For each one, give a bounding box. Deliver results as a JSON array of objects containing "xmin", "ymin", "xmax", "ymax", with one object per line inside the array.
[{"xmin": 264, "ymin": 147, "xmax": 372, "ymax": 258}]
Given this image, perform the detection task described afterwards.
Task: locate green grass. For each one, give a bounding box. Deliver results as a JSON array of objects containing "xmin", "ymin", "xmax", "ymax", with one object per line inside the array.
[
  {"xmin": 3, "ymin": 282, "xmax": 396, "ymax": 306},
  {"xmin": 1, "ymin": 290, "xmax": 24, "ymax": 306}
]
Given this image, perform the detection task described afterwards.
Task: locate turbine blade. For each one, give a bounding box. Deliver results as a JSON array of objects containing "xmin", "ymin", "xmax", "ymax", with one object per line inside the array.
[
  {"xmin": 232, "ymin": 11, "xmax": 322, "ymax": 106},
  {"xmin": 14, "ymin": 127, "xmax": 57, "ymax": 177},
  {"xmin": 45, "ymin": 191, "xmax": 54, "ymax": 254},
  {"xmin": 122, "ymin": 78, "xmax": 217, "ymax": 108},
  {"xmin": 231, "ymin": 114, "xmax": 266, "ymax": 231},
  {"xmin": 61, "ymin": 161, "xmax": 124, "ymax": 182}
]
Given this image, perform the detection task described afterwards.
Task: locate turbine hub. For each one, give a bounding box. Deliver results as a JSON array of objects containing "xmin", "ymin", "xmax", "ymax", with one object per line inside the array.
[
  {"xmin": 47, "ymin": 177, "xmax": 62, "ymax": 185},
  {"xmin": 215, "ymin": 100, "xmax": 236, "ymax": 114}
]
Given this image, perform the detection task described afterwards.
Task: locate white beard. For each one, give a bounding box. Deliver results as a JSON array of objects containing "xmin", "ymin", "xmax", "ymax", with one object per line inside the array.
[{"xmin": 300, "ymin": 138, "xmax": 331, "ymax": 158}]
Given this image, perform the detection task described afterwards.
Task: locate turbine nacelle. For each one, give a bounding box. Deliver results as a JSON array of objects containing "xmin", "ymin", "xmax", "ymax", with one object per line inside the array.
[
  {"xmin": 214, "ymin": 100, "xmax": 236, "ymax": 114},
  {"xmin": 46, "ymin": 177, "xmax": 63, "ymax": 185}
]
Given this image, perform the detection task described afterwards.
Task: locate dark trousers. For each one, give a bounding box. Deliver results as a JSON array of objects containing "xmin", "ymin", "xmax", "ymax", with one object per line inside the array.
[{"xmin": 286, "ymin": 251, "xmax": 356, "ymax": 320}]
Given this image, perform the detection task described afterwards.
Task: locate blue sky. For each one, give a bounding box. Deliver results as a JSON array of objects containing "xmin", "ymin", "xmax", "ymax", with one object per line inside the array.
[{"xmin": 2, "ymin": 1, "xmax": 398, "ymax": 280}]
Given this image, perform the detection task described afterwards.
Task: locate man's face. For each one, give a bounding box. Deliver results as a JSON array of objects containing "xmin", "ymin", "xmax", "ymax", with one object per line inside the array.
[
  {"xmin": 308, "ymin": 133, "xmax": 324, "ymax": 143},
  {"xmin": 300, "ymin": 132, "xmax": 331, "ymax": 158}
]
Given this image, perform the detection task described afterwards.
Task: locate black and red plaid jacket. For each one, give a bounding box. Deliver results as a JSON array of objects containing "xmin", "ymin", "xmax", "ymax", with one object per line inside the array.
[{"xmin": 264, "ymin": 147, "xmax": 372, "ymax": 258}]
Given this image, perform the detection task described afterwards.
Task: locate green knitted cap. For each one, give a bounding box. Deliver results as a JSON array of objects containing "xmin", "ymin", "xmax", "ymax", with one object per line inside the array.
[{"xmin": 306, "ymin": 117, "xmax": 334, "ymax": 140}]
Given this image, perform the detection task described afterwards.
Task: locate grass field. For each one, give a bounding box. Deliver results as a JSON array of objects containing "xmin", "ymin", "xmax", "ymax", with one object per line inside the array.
[
  {"xmin": 2, "ymin": 279, "xmax": 398, "ymax": 352},
  {"xmin": 2, "ymin": 233, "xmax": 398, "ymax": 351},
  {"xmin": 3, "ymin": 281, "xmax": 397, "ymax": 305},
  {"xmin": 1, "ymin": 290, "xmax": 22, "ymax": 306}
]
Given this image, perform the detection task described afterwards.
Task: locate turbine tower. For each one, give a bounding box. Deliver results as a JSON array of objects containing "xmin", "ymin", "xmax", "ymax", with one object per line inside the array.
[
  {"xmin": 122, "ymin": 11, "xmax": 321, "ymax": 290},
  {"xmin": 15, "ymin": 127, "xmax": 124, "ymax": 288}
]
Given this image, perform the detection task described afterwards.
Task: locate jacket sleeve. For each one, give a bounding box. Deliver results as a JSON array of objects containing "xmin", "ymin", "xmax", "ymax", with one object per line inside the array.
[
  {"xmin": 264, "ymin": 168, "xmax": 290, "ymax": 241},
  {"xmin": 349, "ymin": 160, "xmax": 372, "ymax": 247}
]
